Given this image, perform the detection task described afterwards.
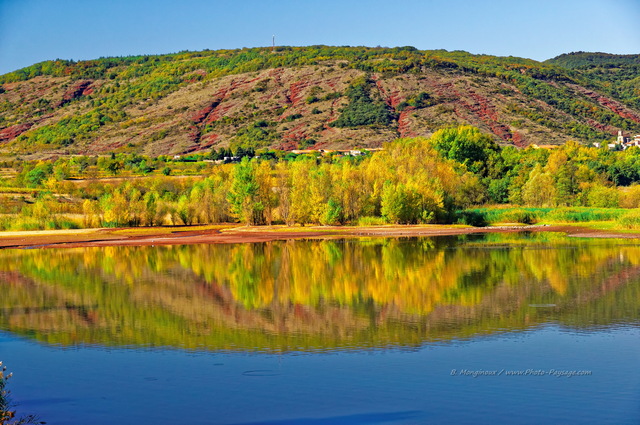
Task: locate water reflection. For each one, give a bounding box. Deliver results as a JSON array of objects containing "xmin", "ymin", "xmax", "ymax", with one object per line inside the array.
[{"xmin": 0, "ymin": 233, "xmax": 638, "ymax": 352}]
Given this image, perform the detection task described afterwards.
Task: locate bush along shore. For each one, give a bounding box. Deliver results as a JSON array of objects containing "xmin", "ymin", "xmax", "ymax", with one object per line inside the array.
[{"xmin": 1, "ymin": 362, "xmax": 41, "ymax": 425}]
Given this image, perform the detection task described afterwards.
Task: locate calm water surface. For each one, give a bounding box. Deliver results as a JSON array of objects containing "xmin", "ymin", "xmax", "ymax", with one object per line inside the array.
[{"xmin": 0, "ymin": 233, "xmax": 639, "ymax": 424}]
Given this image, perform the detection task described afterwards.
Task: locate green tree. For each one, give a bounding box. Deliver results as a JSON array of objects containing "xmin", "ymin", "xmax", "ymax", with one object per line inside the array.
[
  {"xmin": 587, "ymin": 185, "xmax": 620, "ymax": 207},
  {"xmin": 381, "ymin": 182, "xmax": 424, "ymax": 224},
  {"xmin": 545, "ymin": 149, "xmax": 579, "ymax": 206},
  {"xmin": 142, "ymin": 191, "xmax": 158, "ymax": 226},
  {"xmin": 522, "ymin": 164, "xmax": 556, "ymax": 207},
  {"xmin": 23, "ymin": 163, "xmax": 53, "ymax": 188},
  {"xmin": 321, "ymin": 198, "xmax": 344, "ymax": 225},
  {"xmin": 429, "ymin": 126, "xmax": 500, "ymax": 176},
  {"xmin": 227, "ymin": 158, "xmax": 263, "ymax": 225},
  {"xmin": 331, "ymin": 77, "xmax": 395, "ymax": 128}
]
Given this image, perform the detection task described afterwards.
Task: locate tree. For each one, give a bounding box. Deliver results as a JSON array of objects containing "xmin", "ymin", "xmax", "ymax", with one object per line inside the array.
[
  {"xmin": 381, "ymin": 182, "xmax": 440, "ymax": 224},
  {"xmin": 254, "ymin": 161, "xmax": 278, "ymax": 225},
  {"xmin": 227, "ymin": 158, "xmax": 263, "ymax": 225},
  {"xmin": 321, "ymin": 198, "xmax": 344, "ymax": 225},
  {"xmin": 522, "ymin": 164, "xmax": 556, "ymax": 206},
  {"xmin": 545, "ymin": 149, "xmax": 579, "ymax": 206},
  {"xmin": 429, "ymin": 126, "xmax": 500, "ymax": 176},
  {"xmin": 23, "ymin": 162, "xmax": 53, "ymax": 188},
  {"xmin": 53, "ymin": 159, "xmax": 71, "ymax": 181},
  {"xmin": 142, "ymin": 191, "xmax": 158, "ymax": 226},
  {"xmin": 177, "ymin": 194, "xmax": 194, "ymax": 225},
  {"xmin": 587, "ymin": 185, "xmax": 619, "ymax": 208},
  {"xmin": 331, "ymin": 77, "xmax": 395, "ymax": 128},
  {"xmin": 106, "ymin": 159, "xmax": 122, "ymax": 176},
  {"xmin": 381, "ymin": 182, "xmax": 412, "ymax": 223},
  {"xmin": 100, "ymin": 191, "xmax": 129, "ymax": 227},
  {"xmin": 274, "ymin": 161, "xmax": 293, "ymax": 225},
  {"xmin": 82, "ymin": 199, "xmax": 101, "ymax": 227},
  {"xmin": 454, "ymin": 173, "xmax": 487, "ymax": 207}
]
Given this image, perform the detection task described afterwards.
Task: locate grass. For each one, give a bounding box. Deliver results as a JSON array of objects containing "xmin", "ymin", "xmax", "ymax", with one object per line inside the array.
[
  {"xmin": 617, "ymin": 210, "xmax": 640, "ymax": 229},
  {"xmin": 543, "ymin": 207, "xmax": 628, "ymax": 223},
  {"xmin": 0, "ymin": 215, "xmax": 82, "ymax": 231},
  {"xmin": 356, "ymin": 216, "xmax": 388, "ymax": 226},
  {"xmin": 0, "ymin": 187, "xmax": 47, "ymax": 194},
  {"xmin": 2, "ymin": 205, "xmax": 640, "ymax": 236},
  {"xmin": 460, "ymin": 207, "xmax": 631, "ymax": 227},
  {"xmin": 229, "ymin": 225, "xmax": 339, "ymax": 233},
  {"xmin": 110, "ymin": 224, "xmax": 236, "ymax": 236}
]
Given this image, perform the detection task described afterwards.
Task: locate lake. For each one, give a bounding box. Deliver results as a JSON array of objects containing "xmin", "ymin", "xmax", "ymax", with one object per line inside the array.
[{"xmin": 0, "ymin": 232, "xmax": 639, "ymax": 424}]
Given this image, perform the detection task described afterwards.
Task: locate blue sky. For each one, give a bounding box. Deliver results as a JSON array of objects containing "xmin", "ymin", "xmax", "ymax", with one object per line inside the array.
[{"xmin": 0, "ymin": 0, "xmax": 638, "ymax": 75}]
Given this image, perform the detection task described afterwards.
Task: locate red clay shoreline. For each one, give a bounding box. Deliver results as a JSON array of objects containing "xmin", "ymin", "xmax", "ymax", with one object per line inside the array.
[{"xmin": 0, "ymin": 224, "xmax": 639, "ymax": 250}]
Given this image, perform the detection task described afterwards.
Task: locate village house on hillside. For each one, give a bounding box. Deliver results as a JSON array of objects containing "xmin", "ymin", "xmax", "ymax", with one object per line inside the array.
[{"xmin": 593, "ymin": 131, "xmax": 640, "ymax": 150}]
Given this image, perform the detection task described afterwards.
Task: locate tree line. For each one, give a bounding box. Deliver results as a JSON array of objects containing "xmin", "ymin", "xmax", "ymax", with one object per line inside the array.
[{"xmin": 6, "ymin": 125, "xmax": 640, "ymax": 230}]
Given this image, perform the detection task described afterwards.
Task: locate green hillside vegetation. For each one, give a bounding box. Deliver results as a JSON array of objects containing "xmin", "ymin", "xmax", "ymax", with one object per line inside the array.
[
  {"xmin": 1, "ymin": 46, "xmax": 639, "ymax": 157},
  {"xmin": 547, "ymin": 52, "xmax": 640, "ymax": 110},
  {"xmin": 547, "ymin": 52, "xmax": 640, "ymax": 70},
  {"xmin": 331, "ymin": 77, "xmax": 396, "ymax": 127}
]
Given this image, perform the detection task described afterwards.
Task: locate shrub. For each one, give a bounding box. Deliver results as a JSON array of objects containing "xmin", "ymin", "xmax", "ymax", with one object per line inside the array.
[
  {"xmin": 468, "ymin": 208, "xmax": 551, "ymax": 225},
  {"xmin": 285, "ymin": 113, "xmax": 302, "ymax": 122},
  {"xmin": 495, "ymin": 208, "xmax": 539, "ymax": 224},
  {"xmin": 587, "ymin": 185, "xmax": 620, "ymax": 208},
  {"xmin": 617, "ymin": 209, "xmax": 640, "ymax": 229},
  {"xmin": 1, "ymin": 362, "xmax": 41, "ymax": 424},
  {"xmin": 455, "ymin": 210, "xmax": 488, "ymax": 227},
  {"xmin": 357, "ymin": 216, "xmax": 388, "ymax": 226},
  {"xmin": 331, "ymin": 79, "xmax": 395, "ymax": 128},
  {"xmin": 321, "ymin": 199, "xmax": 343, "ymax": 225},
  {"xmin": 544, "ymin": 207, "xmax": 625, "ymax": 223}
]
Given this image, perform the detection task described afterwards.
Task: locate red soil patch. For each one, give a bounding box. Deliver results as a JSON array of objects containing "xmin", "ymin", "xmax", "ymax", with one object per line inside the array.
[
  {"xmin": 576, "ymin": 87, "xmax": 640, "ymax": 124},
  {"xmin": 322, "ymin": 99, "xmax": 342, "ymax": 130},
  {"xmin": 56, "ymin": 80, "xmax": 94, "ymax": 107},
  {"xmin": 372, "ymin": 78, "xmax": 403, "ymax": 109},
  {"xmin": 282, "ymin": 122, "xmax": 308, "ymax": 143},
  {"xmin": 511, "ymin": 131, "xmax": 527, "ymax": 147},
  {"xmin": 275, "ymin": 140, "xmax": 299, "ymax": 151},
  {"xmin": 397, "ymin": 109, "xmax": 416, "ymax": 138},
  {"xmin": 192, "ymin": 101, "xmax": 220, "ymax": 124},
  {"xmin": 187, "ymin": 126, "xmax": 201, "ymax": 144},
  {"xmin": 431, "ymin": 81, "xmax": 458, "ymax": 99},
  {"xmin": 423, "ymin": 79, "xmax": 517, "ymax": 142},
  {"xmin": 199, "ymin": 133, "xmax": 220, "ymax": 148},
  {"xmin": 467, "ymin": 92, "xmax": 512, "ymax": 141},
  {"xmin": 0, "ymin": 123, "xmax": 33, "ymax": 142},
  {"xmin": 206, "ymin": 103, "xmax": 233, "ymax": 123},
  {"xmin": 268, "ymin": 68, "xmax": 285, "ymax": 84},
  {"xmin": 586, "ymin": 119, "xmax": 615, "ymax": 133},
  {"xmin": 288, "ymin": 80, "xmax": 311, "ymax": 106}
]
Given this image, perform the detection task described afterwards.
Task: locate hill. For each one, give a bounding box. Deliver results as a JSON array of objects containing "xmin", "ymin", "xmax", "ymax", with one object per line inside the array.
[
  {"xmin": 1, "ymin": 46, "xmax": 640, "ymax": 158},
  {"xmin": 546, "ymin": 51, "xmax": 640, "ymax": 68},
  {"xmin": 546, "ymin": 52, "xmax": 640, "ymax": 113}
]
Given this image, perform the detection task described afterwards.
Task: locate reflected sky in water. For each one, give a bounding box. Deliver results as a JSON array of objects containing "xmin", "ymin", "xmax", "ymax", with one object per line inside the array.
[{"xmin": 0, "ymin": 233, "xmax": 639, "ymax": 424}]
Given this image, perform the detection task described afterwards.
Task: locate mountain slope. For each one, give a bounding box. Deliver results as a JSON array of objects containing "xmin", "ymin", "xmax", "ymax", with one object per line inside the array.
[
  {"xmin": 546, "ymin": 52, "xmax": 640, "ymax": 112},
  {"xmin": 1, "ymin": 46, "xmax": 639, "ymax": 158}
]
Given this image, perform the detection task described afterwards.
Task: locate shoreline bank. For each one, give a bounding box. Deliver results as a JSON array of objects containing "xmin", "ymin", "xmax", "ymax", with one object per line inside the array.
[{"xmin": 1, "ymin": 223, "xmax": 639, "ymax": 250}]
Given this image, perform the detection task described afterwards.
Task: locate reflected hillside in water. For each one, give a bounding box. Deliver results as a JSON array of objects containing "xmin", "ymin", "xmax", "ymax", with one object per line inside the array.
[{"xmin": 0, "ymin": 233, "xmax": 639, "ymax": 352}]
